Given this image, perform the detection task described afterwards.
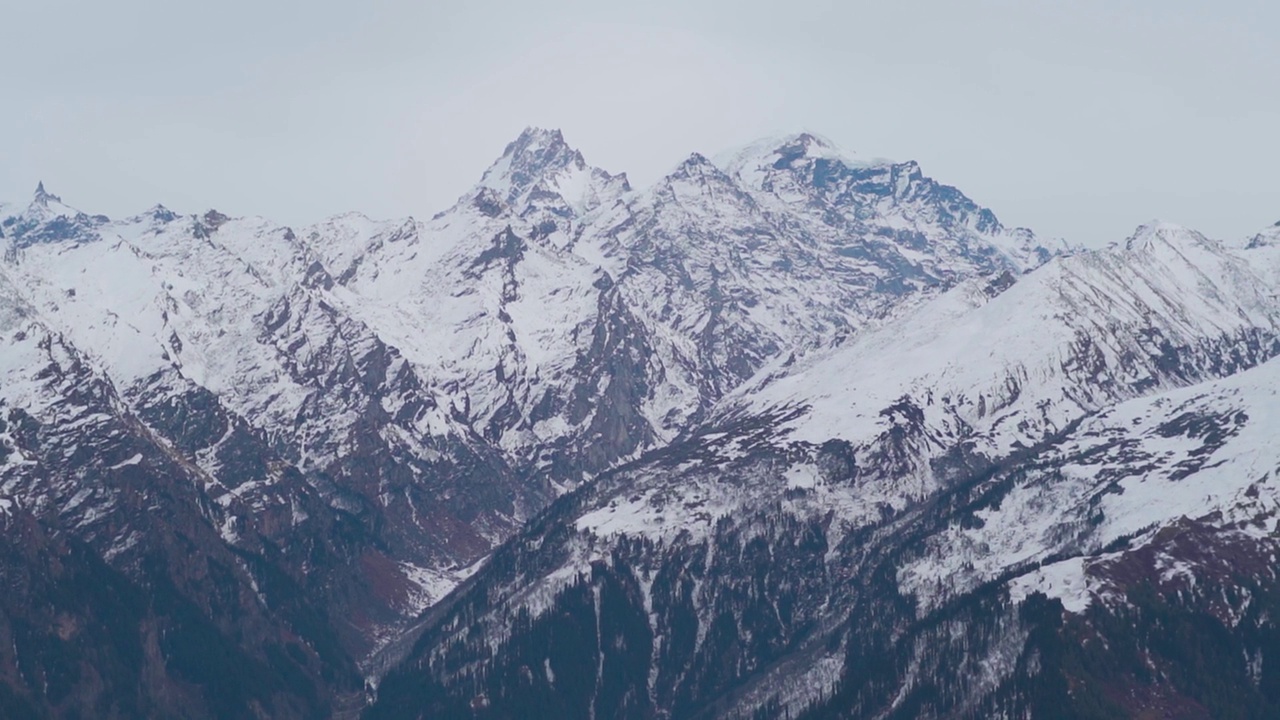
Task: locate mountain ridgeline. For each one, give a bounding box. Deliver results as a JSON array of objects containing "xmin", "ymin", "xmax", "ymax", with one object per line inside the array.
[{"xmin": 0, "ymin": 129, "xmax": 1276, "ymax": 718}]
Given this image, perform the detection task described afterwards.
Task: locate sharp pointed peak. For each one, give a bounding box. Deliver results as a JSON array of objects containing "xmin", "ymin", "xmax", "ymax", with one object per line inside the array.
[
  {"xmin": 501, "ymin": 127, "xmax": 577, "ymax": 162},
  {"xmin": 669, "ymin": 151, "xmax": 728, "ymax": 177},
  {"xmin": 32, "ymin": 180, "xmax": 61, "ymax": 205},
  {"xmin": 471, "ymin": 126, "xmax": 627, "ymax": 215},
  {"xmin": 514, "ymin": 126, "xmax": 564, "ymax": 143},
  {"xmin": 135, "ymin": 203, "xmax": 177, "ymax": 224},
  {"xmin": 483, "ymin": 127, "xmax": 583, "ymax": 178}
]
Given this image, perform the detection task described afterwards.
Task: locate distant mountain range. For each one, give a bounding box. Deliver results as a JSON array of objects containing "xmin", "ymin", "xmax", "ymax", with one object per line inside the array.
[{"xmin": 1, "ymin": 129, "xmax": 1276, "ymax": 719}]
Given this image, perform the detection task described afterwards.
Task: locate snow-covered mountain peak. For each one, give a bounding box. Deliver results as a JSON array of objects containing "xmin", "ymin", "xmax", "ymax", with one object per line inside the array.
[
  {"xmin": 1246, "ymin": 220, "xmax": 1280, "ymax": 249},
  {"xmin": 665, "ymin": 151, "xmax": 735, "ymax": 184},
  {"xmin": 475, "ymin": 127, "xmax": 628, "ymax": 217},
  {"xmin": 14, "ymin": 127, "xmax": 1280, "ymax": 719},
  {"xmin": 492, "ymin": 127, "xmax": 580, "ymax": 178},
  {"xmin": 478, "ymin": 127, "xmax": 579, "ymax": 201},
  {"xmin": 718, "ymin": 217, "xmax": 1280, "ymax": 466},
  {"xmin": 31, "ymin": 180, "xmax": 59, "ymax": 206},
  {"xmin": 1, "ymin": 183, "xmax": 106, "ymax": 248},
  {"xmin": 1121, "ymin": 220, "xmax": 1219, "ymax": 253},
  {"xmin": 714, "ymin": 132, "xmax": 879, "ymax": 180},
  {"xmin": 507, "ymin": 125, "xmax": 570, "ymax": 155},
  {"xmin": 125, "ymin": 204, "xmax": 180, "ymax": 226},
  {"xmin": 708, "ymin": 133, "xmax": 1065, "ymax": 274},
  {"xmin": 23, "ymin": 181, "xmax": 81, "ymax": 219}
]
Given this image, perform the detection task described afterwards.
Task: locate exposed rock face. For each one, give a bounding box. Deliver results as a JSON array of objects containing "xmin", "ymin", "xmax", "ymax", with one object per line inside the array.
[
  {"xmin": 42, "ymin": 126, "xmax": 1280, "ymax": 719},
  {"xmin": 368, "ymin": 222, "xmax": 1280, "ymax": 719},
  {"xmin": 0, "ymin": 305, "xmax": 365, "ymax": 717}
]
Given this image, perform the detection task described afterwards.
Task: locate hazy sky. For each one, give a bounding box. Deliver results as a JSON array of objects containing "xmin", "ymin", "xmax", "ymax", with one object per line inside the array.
[{"xmin": 3, "ymin": 0, "xmax": 1277, "ymax": 245}]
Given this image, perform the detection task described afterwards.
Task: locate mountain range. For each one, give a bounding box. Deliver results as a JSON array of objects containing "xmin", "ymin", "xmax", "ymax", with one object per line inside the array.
[{"xmin": 1, "ymin": 128, "xmax": 1276, "ymax": 719}]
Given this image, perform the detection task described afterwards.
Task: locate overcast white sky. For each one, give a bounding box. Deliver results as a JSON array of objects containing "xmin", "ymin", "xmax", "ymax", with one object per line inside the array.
[{"xmin": 2, "ymin": 0, "xmax": 1277, "ymax": 245}]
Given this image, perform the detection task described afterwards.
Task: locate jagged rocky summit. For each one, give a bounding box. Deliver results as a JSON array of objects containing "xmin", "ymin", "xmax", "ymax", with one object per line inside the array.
[{"xmin": 3, "ymin": 129, "xmax": 1275, "ymax": 719}]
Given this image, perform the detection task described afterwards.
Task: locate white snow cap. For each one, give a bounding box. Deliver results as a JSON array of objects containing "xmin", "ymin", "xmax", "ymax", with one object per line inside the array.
[
  {"xmin": 22, "ymin": 181, "xmax": 86, "ymax": 223},
  {"xmin": 1245, "ymin": 220, "xmax": 1280, "ymax": 248},
  {"xmin": 1121, "ymin": 220, "xmax": 1218, "ymax": 252},
  {"xmin": 473, "ymin": 127, "xmax": 627, "ymax": 215},
  {"xmin": 713, "ymin": 132, "xmax": 890, "ymax": 178},
  {"xmin": 33, "ymin": 181, "xmax": 56, "ymax": 204},
  {"xmin": 478, "ymin": 127, "xmax": 584, "ymax": 198}
]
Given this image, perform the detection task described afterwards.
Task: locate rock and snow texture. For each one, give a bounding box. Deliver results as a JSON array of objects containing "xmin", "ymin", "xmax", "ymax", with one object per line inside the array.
[
  {"xmin": 12, "ymin": 127, "xmax": 1278, "ymax": 719},
  {"xmin": 723, "ymin": 220, "xmax": 1280, "ymax": 460},
  {"xmin": 0, "ymin": 128, "xmax": 1062, "ymax": 650},
  {"xmin": 368, "ymin": 212, "xmax": 1280, "ymax": 719},
  {"xmin": 303, "ymin": 126, "xmax": 1064, "ymax": 488},
  {"xmin": 903, "ymin": 351, "xmax": 1280, "ymax": 613}
]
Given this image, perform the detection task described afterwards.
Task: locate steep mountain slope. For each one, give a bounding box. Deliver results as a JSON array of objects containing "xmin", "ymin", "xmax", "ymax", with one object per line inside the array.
[
  {"xmin": 306, "ymin": 130, "xmax": 641, "ymax": 487},
  {"xmin": 0, "ymin": 187, "xmax": 527, "ymax": 661},
  {"xmin": 312, "ymin": 129, "xmax": 1062, "ymax": 491},
  {"xmin": 368, "ymin": 225, "xmax": 1280, "ymax": 719},
  {"xmin": 717, "ymin": 221, "xmax": 1280, "ymax": 493},
  {"xmin": 578, "ymin": 132, "xmax": 1062, "ymax": 439},
  {"xmin": 1246, "ymin": 219, "xmax": 1280, "ymax": 249},
  {"xmin": 0, "ymin": 127, "xmax": 1113, "ymax": 717},
  {"xmin": 0, "ymin": 276, "xmax": 366, "ymax": 717},
  {"xmin": 802, "ymin": 336, "xmax": 1280, "ymax": 719}
]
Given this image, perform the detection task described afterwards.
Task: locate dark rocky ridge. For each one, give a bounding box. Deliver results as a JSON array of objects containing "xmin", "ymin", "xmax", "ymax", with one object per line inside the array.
[
  {"xmin": 17, "ymin": 130, "xmax": 1275, "ymax": 719},
  {"xmin": 366, "ymin": 220, "xmax": 1280, "ymax": 718}
]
